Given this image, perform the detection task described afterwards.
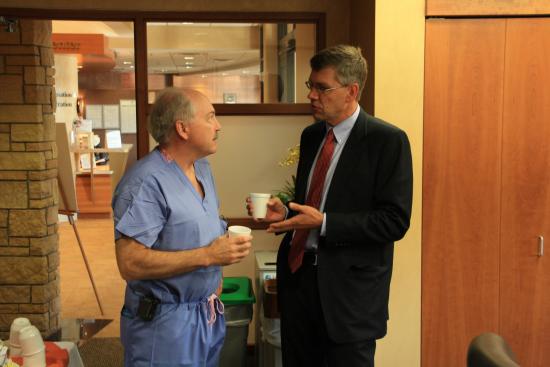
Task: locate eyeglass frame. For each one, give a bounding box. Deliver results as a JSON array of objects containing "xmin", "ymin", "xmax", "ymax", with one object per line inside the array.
[{"xmin": 305, "ymin": 80, "xmax": 348, "ymax": 94}]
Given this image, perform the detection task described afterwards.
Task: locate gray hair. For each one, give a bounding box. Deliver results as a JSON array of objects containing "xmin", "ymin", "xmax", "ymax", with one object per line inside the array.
[
  {"xmin": 310, "ymin": 44, "xmax": 368, "ymax": 99},
  {"xmin": 148, "ymin": 88, "xmax": 195, "ymax": 145}
]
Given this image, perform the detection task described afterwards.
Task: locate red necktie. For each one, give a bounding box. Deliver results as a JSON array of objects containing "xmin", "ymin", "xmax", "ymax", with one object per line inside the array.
[{"xmin": 288, "ymin": 128, "xmax": 335, "ymax": 273}]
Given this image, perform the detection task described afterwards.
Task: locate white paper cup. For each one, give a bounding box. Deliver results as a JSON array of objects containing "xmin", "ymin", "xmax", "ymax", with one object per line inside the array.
[
  {"xmin": 228, "ymin": 225, "xmax": 252, "ymax": 238},
  {"xmin": 8, "ymin": 317, "xmax": 31, "ymax": 357},
  {"xmin": 23, "ymin": 349, "xmax": 46, "ymax": 367},
  {"xmin": 19, "ymin": 325, "xmax": 45, "ymax": 358},
  {"xmin": 250, "ymin": 193, "xmax": 271, "ymax": 219}
]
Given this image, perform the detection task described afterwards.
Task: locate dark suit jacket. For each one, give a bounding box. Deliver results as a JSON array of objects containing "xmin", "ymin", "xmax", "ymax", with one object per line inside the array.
[{"xmin": 277, "ymin": 108, "xmax": 413, "ymax": 343}]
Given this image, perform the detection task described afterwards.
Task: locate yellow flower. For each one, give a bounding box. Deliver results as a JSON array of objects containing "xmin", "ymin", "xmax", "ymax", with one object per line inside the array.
[
  {"xmin": 278, "ymin": 144, "xmax": 300, "ymax": 167},
  {"xmin": 275, "ymin": 144, "xmax": 299, "ymax": 204}
]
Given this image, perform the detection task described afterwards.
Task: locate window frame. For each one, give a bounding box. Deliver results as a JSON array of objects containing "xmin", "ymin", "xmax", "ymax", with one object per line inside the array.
[{"xmin": 1, "ymin": 8, "xmax": 325, "ymax": 157}]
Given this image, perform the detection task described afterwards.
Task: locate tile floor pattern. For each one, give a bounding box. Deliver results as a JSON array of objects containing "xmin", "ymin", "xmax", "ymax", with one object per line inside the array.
[{"xmin": 58, "ymin": 217, "xmax": 124, "ymax": 338}]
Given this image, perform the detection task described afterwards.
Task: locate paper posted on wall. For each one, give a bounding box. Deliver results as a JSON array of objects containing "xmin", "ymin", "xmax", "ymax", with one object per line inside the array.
[{"xmin": 106, "ymin": 130, "xmax": 122, "ymax": 149}]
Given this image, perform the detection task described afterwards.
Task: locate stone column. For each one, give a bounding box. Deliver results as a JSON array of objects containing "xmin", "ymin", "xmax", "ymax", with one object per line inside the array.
[{"xmin": 0, "ymin": 19, "xmax": 59, "ymax": 339}]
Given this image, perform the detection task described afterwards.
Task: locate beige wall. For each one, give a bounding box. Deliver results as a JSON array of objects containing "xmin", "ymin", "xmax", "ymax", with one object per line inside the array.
[{"xmin": 374, "ymin": 1, "xmax": 425, "ymax": 367}]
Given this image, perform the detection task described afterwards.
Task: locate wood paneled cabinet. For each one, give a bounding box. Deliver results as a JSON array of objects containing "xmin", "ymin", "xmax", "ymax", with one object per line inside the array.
[
  {"xmin": 75, "ymin": 171, "xmax": 112, "ymax": 217},
  {"xmin": 423, "ymin": 18, "xmax": 550, "ymax": 367},
  {"xmin": 72, "ymin": 144, "xmax": 133, "ymax": 218}
]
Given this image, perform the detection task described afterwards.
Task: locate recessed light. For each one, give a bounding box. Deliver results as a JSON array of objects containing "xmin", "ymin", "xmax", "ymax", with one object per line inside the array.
[
  {"xmin": 186, "ymin": 66, "xmax": 193, "ymax": 69},
  {"xmin": 184, "ymin": 56, "xmax": 194, "ymax": 60},
  {"xmin": 123, "ymin": 61, "xmax": 132, "ymax": 65}
]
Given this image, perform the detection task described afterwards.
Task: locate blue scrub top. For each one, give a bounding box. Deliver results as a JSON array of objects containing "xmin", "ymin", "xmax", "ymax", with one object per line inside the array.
[{"xmin": 112, "ymin": 148, "xmax": 227, "ymax": 304}]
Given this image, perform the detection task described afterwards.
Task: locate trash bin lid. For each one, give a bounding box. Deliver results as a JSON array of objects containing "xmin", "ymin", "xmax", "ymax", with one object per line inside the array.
[{"xmin": 220, "ymin": 277, "xmax": 256, "ymax": 305}]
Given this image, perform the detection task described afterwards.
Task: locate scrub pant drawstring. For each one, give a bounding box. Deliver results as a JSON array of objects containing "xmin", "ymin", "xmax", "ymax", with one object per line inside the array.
[{"xmin": 206, "ymin": 293, "xmax": 224, "ymax": 325}]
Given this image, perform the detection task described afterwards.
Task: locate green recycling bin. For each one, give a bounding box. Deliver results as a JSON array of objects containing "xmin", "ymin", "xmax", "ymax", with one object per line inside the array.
[{"xmin": 219, "ymin": 277, "xmax": 256, "ymax": 367}]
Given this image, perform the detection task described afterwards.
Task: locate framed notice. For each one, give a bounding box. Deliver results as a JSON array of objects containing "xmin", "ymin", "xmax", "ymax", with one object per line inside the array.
[
  {"xmin": 120, "ymin": 99, "xmax": 137, "ymax": 133},
  {"xmin": 103, "ymin": 104, "xmax": 120, "ymax": 129},
  {"xmin": 105, "ymin": 130, "xmax": 122, "ymax": 149},
  {"xmin": 86, "ymin": 105, "xmax": 103, "ymax": 129}
]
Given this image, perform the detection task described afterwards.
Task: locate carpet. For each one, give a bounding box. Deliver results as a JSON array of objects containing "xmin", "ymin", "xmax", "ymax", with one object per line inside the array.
[{"xmin": 78, "ymin": 337, "xmax": 124, "ymax": 367}]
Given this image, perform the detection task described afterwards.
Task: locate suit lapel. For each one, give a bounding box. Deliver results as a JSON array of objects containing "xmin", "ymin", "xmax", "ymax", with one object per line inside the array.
[{"xmin": 324, "ymin": 110, "xmax": 368, "ymax": 210}]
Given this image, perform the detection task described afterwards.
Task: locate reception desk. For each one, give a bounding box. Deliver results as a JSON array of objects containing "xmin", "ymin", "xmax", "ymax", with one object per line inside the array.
[{"xmin": 72, "ymin": 144, "xmax": 133, "ymax": 218}]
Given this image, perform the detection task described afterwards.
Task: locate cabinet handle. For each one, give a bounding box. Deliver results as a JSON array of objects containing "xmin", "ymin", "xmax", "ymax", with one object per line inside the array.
[{"xmin": 538, "ymin": 236, "xmax": 544, "ymax": 257}]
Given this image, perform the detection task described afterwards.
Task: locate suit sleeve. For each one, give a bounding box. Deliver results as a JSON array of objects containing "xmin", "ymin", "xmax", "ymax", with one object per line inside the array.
[{"xmin": 325, "ymin": 129, "xmax": 413, "ymax": 245}]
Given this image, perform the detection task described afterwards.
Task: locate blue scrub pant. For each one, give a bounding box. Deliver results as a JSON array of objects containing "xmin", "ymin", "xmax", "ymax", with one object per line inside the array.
[{"xmin": 121, "ymin": 295, "xmax": 225, "ymax": 367}]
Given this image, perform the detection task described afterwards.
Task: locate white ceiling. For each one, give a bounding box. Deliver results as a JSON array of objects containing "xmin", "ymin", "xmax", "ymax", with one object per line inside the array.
[{"xmin": 52, "ymin": 21, "xmax": 262, "ymax": 76}]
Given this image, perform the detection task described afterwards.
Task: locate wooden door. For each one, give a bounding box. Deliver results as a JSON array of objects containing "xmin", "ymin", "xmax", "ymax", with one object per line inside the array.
[
  {"xmin": 422, "ymin": 19, "xmax": 506, "ymax": 366},
  {"xmin": 499, "ymin": 18, "xmax": 550, "ymax": 366},
  {"xmin": 426, "ymin": 0, "xmax": 550, "ymax": 16}
]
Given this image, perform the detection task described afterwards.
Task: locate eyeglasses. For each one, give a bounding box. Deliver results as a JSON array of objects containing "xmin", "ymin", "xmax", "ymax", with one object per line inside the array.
[{"xmin": 305, "ymin": 80, "xmax": 347, "ymax": 94}]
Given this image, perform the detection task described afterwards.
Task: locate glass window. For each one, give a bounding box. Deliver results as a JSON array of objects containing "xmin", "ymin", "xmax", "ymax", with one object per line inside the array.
[
  {"xmin": 52, "ymin": 20, "xmax": 138, "ymax": 179},
  {"xmin": 146, "ymin": 22, "xmax": 316, "ymax": 104}
]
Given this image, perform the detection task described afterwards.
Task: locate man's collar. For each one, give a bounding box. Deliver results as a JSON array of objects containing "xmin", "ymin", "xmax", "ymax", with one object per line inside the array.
[{"xmin": 325, "ymin": 105, "xmax": 360, "ymax": 143}]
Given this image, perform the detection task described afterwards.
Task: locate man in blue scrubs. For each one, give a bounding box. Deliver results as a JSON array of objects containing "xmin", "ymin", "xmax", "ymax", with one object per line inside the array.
[{"xmin": 112, "ymin": 88, "xmax": 252, "ymax": 367}]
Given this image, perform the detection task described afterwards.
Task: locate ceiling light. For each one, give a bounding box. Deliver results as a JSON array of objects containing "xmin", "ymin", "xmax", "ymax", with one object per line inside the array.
[
  {"xmin": 123, "ymin": 61, "xmax": 132, "ymax": 65},
  {"xmin": 185, "ymin": 62, "xmax": 194, "ymax": 65},
  {"xmin": 184, "ymin": 56, "xmax": 194, "ymax": 60},
  {"xmin": 186, "ymin": 66, "xmax": 193, "ymax": 69},
  {"xmin": 201, "ymin": 74, "xmax": 207, "ymax": 78}
]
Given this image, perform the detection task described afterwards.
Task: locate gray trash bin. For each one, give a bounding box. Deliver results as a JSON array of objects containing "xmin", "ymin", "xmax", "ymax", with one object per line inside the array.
[{"xmin": 219, "ymin": 277, "xmax": 255, "ymax": 367}]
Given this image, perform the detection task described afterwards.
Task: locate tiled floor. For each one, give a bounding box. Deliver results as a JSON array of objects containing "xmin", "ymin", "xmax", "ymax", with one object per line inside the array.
[{"xmin": 58, "ymin": 217, "xmax": 124, "ymax": 338}]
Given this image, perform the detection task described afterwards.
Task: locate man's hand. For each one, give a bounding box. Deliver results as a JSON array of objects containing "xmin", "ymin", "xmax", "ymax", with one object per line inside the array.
[
  {"xmin": 206, "ymin": 234, "xmax": 252, "ymax": 266},
  {"xmin": 267, "ymin": 202, "xmax": 323, "ymax": 233},
  {"xmin": 246, "ymin": 196, "xmax": 287, "ymax": 223}
]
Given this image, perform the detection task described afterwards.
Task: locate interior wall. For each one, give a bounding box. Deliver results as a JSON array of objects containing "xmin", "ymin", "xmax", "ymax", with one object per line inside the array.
[
  {"xmin": 53, "ymin": 54, "xmax": 78, "ymax": 176},
  {"xmin": 373, "ymin": 0, "xmax": 425, "ymax": 366},
  {"xmin": 349, "ymin": 0, "xmax": 375, "ymax": 115},
  {"xmin": 53, "ymin": 54, "xmax": 78, "ymax": 128}
]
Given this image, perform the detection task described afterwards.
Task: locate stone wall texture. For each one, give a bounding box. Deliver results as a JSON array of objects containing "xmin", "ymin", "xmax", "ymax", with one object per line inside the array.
[{"xmin": 0, "ymin": 19, "xmax": 59, "ymax": 340}]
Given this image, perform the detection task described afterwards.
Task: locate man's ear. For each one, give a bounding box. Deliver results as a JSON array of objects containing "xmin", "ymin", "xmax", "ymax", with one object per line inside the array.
[
  {"xmin": 347, "ymin": 83, "xmax": 360, "ymax": 102},
  {"xmin": 174, "ymin": 121, "xmax": 190, "ymax": 140}
]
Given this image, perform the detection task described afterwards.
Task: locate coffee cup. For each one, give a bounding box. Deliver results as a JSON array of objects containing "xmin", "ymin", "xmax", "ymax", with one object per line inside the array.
[
  {"xmin": 228, "ymin": 225, "xmax": 252, "ymax": 238},
  {"xmin": 22, "ymin": 349, "xmax": 46, "ymax": 367},
  {"xmin": 19, "ymin": 325, "xmax": 45, "ymax": 359},
  {"xmin": 250, "ymin": 193, "xmax": 271, "ymax": 219},
  {"xmin": 8, "ymin": 317, "xmax": 31, "ymax": 357}
]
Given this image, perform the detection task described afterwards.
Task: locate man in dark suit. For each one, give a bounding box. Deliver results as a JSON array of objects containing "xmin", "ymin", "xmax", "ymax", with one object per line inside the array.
[{"xmin": 248, "ymin": 45, "xmax": 412, "ymax": 367}]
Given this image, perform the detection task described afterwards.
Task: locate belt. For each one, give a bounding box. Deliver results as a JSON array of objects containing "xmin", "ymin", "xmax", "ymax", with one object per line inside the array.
[{"xmin": 302, "ymin": 251, "xmax": 318, "ymax": 266}]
